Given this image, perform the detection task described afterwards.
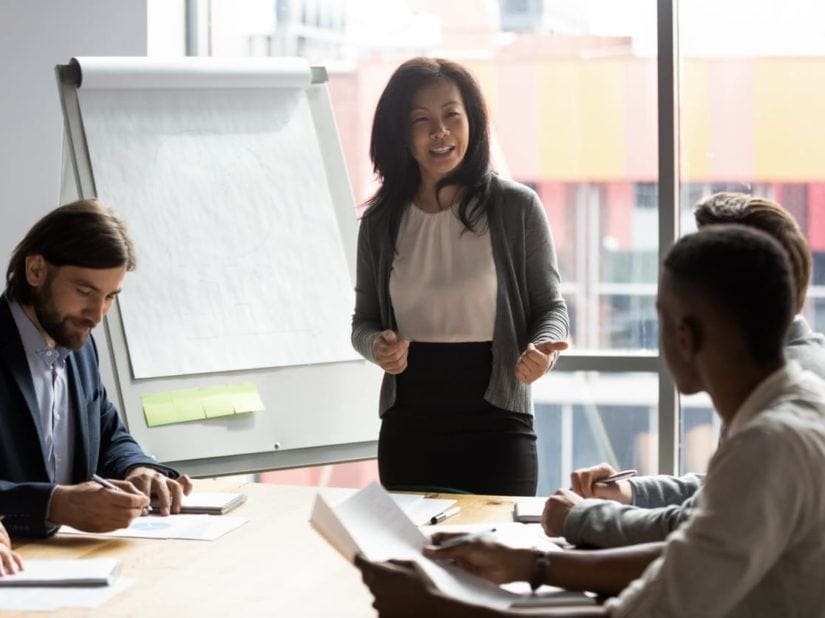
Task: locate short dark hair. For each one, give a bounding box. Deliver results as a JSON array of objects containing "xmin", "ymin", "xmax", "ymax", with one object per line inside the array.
[
  {"xmin": 664, "ymin": 225, "xmax": 794, "ymax": 367},
  {"xmin": 694, "ymin": 192, "xmax": 811, "ymax": 313},
  {"xmin": 6, "ymin": 198, "xmax": 136, "ymax": 304},
  {"xmin": 365, "ymin": 57, "xmax": 492, "ymax": 244}
]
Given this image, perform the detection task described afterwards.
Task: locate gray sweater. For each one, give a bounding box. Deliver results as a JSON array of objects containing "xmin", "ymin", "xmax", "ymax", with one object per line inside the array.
[
  {"xmin": 351, "ymin": 175, "xmax": 569, "ymax": 417},
  {"xmin": 564, "ymin": 315, "xmax": 825, "ymax": 548}
]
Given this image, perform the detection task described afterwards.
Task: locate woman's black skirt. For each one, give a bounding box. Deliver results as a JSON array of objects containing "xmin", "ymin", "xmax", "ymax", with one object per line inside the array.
[{"xmin": 378, "ymin": 341, "xmax": 537, "ymax": 496}]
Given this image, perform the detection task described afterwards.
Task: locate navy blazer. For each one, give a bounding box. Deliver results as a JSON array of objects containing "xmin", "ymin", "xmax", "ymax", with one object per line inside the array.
[{"xmin": 0, "ymin": 295, "xmax": 177, "ymax": 537}]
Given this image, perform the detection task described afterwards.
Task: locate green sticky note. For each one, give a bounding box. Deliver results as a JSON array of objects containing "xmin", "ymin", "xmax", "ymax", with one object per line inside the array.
[
  {"xmin": 141, "ymin": 383, "xmax": 265, "ymax": 427},
  {"xmin": 142, "ymin": 393, "xmax": 205, "ymax": 427},
  {"xmin": 228, "ymin": 383, "xmax": 265, "ymax": 413},
  {"xmin": 203, "ymin": 393, "xmax": 235, "ymax": 418}
]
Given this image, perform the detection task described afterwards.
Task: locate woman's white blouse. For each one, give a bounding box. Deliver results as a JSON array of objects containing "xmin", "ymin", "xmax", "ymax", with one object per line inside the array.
[{"xmin": 389, "ymin": 203, "xmax": 497, "ymax": 342}]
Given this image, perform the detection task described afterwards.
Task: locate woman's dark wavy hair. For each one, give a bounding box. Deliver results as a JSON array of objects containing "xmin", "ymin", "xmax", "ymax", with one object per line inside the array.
[{"xmin": 364, "ymin": 57, "xmax": 492, "ymax": 247}]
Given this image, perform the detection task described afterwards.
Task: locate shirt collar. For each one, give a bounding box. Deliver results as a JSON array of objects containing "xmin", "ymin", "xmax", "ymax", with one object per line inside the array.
[
  {"xmin": 786, "ymin": 314, "xmax": 812, "ymax": 344},
  {"xmin": 727, "ymin": 361, "xmax": 804, "ymax": 437},
  {"xmin": 7, "ymin": 298, "xmax": 72, "ymax": 368}
]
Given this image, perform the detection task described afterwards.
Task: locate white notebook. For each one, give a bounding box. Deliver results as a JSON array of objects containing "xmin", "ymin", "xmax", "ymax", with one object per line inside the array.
[
  {"xmin": 0, "ymin": 559, "xmax": 121, "ymax": 587},
  {"xmin": 152, "ymin": 492, "xmax": 247, "ymax": 515},
  {"xmin": 513, "ymin": 497, "xmax": 546, "ymax": 523}
]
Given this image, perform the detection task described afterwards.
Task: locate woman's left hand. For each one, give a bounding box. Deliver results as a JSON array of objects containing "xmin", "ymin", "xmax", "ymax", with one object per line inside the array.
[{"xmin": 515, "ymin": 340, "xmax": 569, "ymax": 384}]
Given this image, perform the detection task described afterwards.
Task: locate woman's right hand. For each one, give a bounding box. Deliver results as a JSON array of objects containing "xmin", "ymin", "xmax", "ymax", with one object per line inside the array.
[{"xmin": 372, "ymin": 330, "xmax": 410, "ymax": 374}]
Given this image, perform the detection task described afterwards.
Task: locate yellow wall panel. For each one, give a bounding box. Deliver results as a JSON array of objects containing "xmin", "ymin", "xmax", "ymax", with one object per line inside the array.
[
  {"xmin": 538, "ymin": 61, "xmax": 624, "ymax": 181},
  {"xmin": 754, "ymin": 60, "xmax": 825, "ymax": 181},
  {"xmin": 680, "ymin": 61, "xmax": 711, "ymax": 181}
]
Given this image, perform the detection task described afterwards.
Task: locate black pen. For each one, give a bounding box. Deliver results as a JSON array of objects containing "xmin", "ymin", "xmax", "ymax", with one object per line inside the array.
[{"xmin": 429, "ymin": 506, "xmax": 461, "ymax": 525}]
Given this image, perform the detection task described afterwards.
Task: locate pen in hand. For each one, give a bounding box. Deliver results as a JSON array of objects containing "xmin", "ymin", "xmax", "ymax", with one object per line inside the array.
[
  {"xmin": 91, "ymin": 474, "xmax": 150, "ymax": 515},
  {"xmin": 91, "ymin": 473, "xmax": 122, "ymax": 492},
  {"xmin": 599, "ymin": 469, "xmax": 638, "ymax": 484}
]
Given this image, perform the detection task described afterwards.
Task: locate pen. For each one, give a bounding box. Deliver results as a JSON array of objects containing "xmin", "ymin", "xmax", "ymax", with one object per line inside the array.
[
  {"xmin": 600, "ymin": 469, "xmax": 638, "ymax": 484},
  {"xmin": 92, "ymin": 474, "xmax": 150, "ymax": 514},
  {"xmin": 436, "ymin": 528, "xmax": 496, "ymax": 550},
  {"xmin": 92, "ymin": 473, "xmax": 122, "ymax": 492},
  {"xmin": 430, "ymin": 506, "xmax": 461, "ymax": 525}
]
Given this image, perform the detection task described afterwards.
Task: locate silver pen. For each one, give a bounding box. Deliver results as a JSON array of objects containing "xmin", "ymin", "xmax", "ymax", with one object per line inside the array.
[{"xmin": 600, "ymin": 469, "xmax": 638, "ymax": 484}]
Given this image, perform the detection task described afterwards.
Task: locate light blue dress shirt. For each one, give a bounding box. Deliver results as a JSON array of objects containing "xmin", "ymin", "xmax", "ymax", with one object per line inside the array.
[{"xmin": 8, "ymin": 299, "xmax": 75, "ymax": 485}]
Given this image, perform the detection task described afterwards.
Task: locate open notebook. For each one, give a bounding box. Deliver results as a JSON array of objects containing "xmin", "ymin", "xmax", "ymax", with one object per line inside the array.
[{"xmin": 0, "ymin": 559, "xmax": 121, "ymax": 587}]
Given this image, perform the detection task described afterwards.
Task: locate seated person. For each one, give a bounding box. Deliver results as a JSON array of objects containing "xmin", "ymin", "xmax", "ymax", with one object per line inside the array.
[
  {"xmin": 548, "ymin": 192, "xmax": 825, "ymax": 548},
  {"xmin": 0, "ymin": 520, "xmax": 23, "ymax": 576},
  {"xmin": 357, "ymin": 225, "xmax": 825, "ymax": 617},
  {"xmin": 0, "ymin": 199, "xmax": 192, "ymax": 537}
]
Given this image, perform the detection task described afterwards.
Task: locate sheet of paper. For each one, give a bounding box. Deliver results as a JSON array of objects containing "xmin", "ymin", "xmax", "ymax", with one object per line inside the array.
[
  {"xmin": 142, "ymin": 383, "xmax": 265, "ymax": 427},
  {"xmin": 311, "ymin": 483, "xmax": 529, "ymax": 610},
  {"xmin": 79, "ymin": 85, "xmax": 359, "ymax": 378},
  {"xmin": 0, "ymin": 578, "xmax": 134, "ymax": 611},
  {"xmin": 0, "ymin": 559, "xmax": 120, "ymax": 587},
  {"xmin": 389, "ymin": 493, "xmax": 457, "ymax": 526},
  {"xmin": 59, "ymin": 514, "xmax": 247, "ymax": 540}
]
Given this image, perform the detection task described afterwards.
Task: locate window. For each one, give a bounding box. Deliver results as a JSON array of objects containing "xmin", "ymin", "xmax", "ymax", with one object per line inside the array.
[
  {"xmin": 677, "ymin": 0, "xmax": 825, "ymax": 473},
  {"xmin": 187, "ymin": 0, "xmax": 662, "ymax": 490},
  {"xmin": 165, "ymin": 0, "xmax": 821, "ymax": 489}
]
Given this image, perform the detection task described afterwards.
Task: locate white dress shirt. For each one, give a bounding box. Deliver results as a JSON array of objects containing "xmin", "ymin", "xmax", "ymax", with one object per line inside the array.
[{"xmin": 607, "ymin": 362, "xmax": 825, "ymax": 617}]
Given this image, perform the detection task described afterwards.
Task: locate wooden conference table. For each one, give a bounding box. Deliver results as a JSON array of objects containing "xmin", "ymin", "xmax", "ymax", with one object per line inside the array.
[{"xmin": 7, "ymin": 479, "xmax": 593, "ymax": 617}]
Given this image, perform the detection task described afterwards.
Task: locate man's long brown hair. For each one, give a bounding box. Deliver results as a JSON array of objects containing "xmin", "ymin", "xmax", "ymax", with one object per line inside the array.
[{"xmin": 6, "ymin": 198, "xmax": 136, "ymax": 304}]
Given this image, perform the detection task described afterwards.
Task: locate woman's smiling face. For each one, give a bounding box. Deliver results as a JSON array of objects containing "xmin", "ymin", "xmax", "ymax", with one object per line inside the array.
[{"xmin": 407, "ymin": 78, "xmax": 470, "ymax": 187}]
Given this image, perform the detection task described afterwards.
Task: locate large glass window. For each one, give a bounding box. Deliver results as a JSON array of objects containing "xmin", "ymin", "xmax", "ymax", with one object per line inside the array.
[
  {"xmin": 677, "ymin": 0, "xmax": 825, "ymax": 473},
  {"xmin": 534, "ymin": 371, "xmax": 658, "ymax": 493}
]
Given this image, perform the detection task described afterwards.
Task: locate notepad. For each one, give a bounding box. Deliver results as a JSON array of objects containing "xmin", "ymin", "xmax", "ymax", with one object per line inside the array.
[
  {"xmin": 0, "ymin": 559, "xmax": 121, "ymax": 587},
  {"xmin": 513, "ymin": 497, "xmax": 546, "ymax": 523},
  {"xmin": 153, "ymin": 492, "xmax": 247, "ymax": 515}
]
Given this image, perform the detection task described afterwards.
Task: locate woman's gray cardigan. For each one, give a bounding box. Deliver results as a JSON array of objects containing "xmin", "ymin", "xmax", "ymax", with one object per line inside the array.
[{"xmin": 351, "ymin": 175, "xmax": 569, "ymax": 417}]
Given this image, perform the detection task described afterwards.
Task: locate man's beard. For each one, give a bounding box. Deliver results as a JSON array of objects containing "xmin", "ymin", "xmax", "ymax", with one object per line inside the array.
[{"xmin": 32, "ymin": 276, "xmax": 95, "ymax": 350}]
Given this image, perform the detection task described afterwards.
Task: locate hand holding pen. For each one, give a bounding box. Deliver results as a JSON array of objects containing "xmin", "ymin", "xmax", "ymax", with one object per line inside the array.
[
  {"xmin": 570, "ymin": 463, "xmax": 637, "ymax": 503},
  {"xmin": 48, "ymin": 475, "xmax": 149, "ymax": 533}
]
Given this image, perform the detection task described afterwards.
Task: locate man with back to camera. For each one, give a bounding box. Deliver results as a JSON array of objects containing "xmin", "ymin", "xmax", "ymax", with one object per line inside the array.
[
  {"xmin": 543, "ymin": 192, "xmax": 825, "ymax": 548},
  {"xmin": 0, "ymin": 199, "xmax": 192, "ymax": 537},
  {"xmin": 356, "ymin": 224, "xmax": 825, "ymax": 617}
]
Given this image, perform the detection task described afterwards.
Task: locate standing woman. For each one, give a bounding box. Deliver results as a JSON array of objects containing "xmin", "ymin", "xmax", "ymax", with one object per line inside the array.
[{"xmin": 351, "ymin": 57, "xmax": 568, "ymax": 496}]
